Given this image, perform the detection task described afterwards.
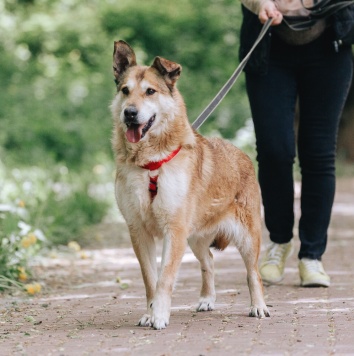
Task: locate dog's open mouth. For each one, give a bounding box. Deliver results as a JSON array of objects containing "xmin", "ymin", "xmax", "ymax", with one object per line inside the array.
[{"xmin": 125, "ymin": 115, "xmax": 156, "ymax": 143}]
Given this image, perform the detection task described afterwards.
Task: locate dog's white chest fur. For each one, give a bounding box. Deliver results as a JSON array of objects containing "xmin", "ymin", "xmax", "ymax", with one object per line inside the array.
[{"xmin": 115, "ymin": 163, "xmax": 190, "ymax": 236}]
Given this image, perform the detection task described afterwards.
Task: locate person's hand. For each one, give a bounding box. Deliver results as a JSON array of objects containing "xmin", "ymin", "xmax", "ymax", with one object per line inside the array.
[{"xmin": 259, "ymin": 1, "xmax": 283, "ymax": 25}]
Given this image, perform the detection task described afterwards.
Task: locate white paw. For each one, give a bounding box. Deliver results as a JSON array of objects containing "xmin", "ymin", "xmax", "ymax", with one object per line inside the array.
[
  {"xmin": 151, "ymin": 316, "xmax": 169, "ymax": 330},
  {"xmin": 150, "ymin": 295, "xmax": 171, "ymax": 330},
  {"xmin": 196, "ymin": 296, "xmax": 215, "ymax": 312},
  {"xmin": 249, "ymin": 304, "xmax": 270, "ymax": 318},
  {"xmin": 138, "ymin": 314, "xmax": 152, "ymax": 327}
]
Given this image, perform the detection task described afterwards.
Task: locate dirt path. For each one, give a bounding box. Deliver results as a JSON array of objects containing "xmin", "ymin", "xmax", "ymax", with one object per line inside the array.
[{"xmin": 1, "ymin": 178, "xmax": 354, "ymax": 355}]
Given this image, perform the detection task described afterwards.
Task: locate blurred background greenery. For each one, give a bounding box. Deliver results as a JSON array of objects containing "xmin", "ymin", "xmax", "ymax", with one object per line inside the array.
[
  {"xmin": 0, "ymin": 0, "xmax": 249, "ymax": 170},
  {"xmin": 0, "ymin": 0, "xmax": 353, "ymax": 250}
]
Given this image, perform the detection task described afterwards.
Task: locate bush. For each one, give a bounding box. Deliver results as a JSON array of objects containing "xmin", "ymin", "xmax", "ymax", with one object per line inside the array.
[
  {"xmin": 0, "ymin": 202, "xmax": 44, "ymax": 293},
  {"xmin": 0, "ymin": 162, "xmax": 111, "ymax": 247},
  {"xmin": 0, "ymin": 0, "xmax": 249, "ymax": 169},
  {"xmin": 39, "ymin": 184, "xmax": 110, "ymax": 246}
]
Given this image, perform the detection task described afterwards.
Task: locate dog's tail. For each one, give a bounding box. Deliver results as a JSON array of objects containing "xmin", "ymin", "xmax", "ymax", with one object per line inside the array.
[{"xmin": 209, "ymin": 233, "xmax": 230, "ymax": 251}]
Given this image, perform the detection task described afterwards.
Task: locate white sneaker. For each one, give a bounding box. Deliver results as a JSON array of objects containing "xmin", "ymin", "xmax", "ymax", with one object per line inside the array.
[
  {"xmin": 299, "ymin": 258, "xmax": 330, "ymax": 287},
  {"xmin": 259, "ymin": 241, "xmax": 293, "ymax": 284}
]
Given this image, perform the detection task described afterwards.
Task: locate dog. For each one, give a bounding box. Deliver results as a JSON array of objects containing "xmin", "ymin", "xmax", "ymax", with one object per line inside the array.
[{"xmin": 111, "ymin": 40, "xmax": 270, "ymax": 330}]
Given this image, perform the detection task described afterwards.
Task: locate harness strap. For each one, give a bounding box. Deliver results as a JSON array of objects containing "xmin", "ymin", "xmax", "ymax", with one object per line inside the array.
[
  {"xmin": 141, "ymin": 147, "xmax": 181, "ymax": 170},
  {"xmin": 140, "ymin": 146, "xmax": 181, "ymax": 200},
  {"xmin": 148, "ymin": 175, "xmax": 158, "ymax": 198}
]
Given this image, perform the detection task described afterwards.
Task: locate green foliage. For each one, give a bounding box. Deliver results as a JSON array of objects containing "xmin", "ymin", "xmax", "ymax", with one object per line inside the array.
[
  {"xmin": 0, "ymin": 0, "xmax": 249, "ymax": 168},
  {"xmin": 39, "ymin": 184, "xmax": 110, "ymax": 246},
  {"xmin": 0, "ymin": 0, "xmax": 111, "ymax": 167},
  {"xmin": 0, "ymin": 202, "xmax": 43, "ymax": 291},
  {"xmin": 0, "ymin": 162, "xmax": 111, "ymax": 246}
]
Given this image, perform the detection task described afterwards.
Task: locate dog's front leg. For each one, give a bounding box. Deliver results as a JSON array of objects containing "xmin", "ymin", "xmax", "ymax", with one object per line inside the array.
[
  {"xmin": 151, "ymin": 230, "xmax": 187, "ymax": 330},
  {"xmin": 131, "ymin": 232, "xmax": 157, "ymax": 327}
]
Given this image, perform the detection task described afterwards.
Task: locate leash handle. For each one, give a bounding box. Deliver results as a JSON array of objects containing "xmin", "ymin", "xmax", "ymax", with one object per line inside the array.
[{"xmin": 191, "ymin": 18, "xmax": 273, "ymax": 130}]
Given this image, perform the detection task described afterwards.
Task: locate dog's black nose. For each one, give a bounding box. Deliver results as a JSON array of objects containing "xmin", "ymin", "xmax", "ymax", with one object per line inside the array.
[{"xmin": 124, "ymin": 106, "xmax": 138, "ymax": 123}]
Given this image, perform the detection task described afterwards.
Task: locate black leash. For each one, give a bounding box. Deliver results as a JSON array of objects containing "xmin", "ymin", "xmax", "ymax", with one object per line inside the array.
[{"xmin": 191, "ymin": 18, "xmax": 273, "ymax": 130}]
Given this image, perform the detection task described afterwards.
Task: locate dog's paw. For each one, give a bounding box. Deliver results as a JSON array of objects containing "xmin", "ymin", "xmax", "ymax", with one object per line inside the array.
[
  {"xmin": 151, "ymin": 316, "xmax": 169, "ymax": 330},
  {"xmin": 249, "ymin": 305, "xmax": 271, "ymax": 318},
  {"xmin": 150, "ymin": 295, "xmax": 171, "ymax": 330},
  {"xmin": 138, "ymin": 314, "xmax": 152, "ymax": 327},
  {"xmin": 196, "ymin": 297, "xmax": 215, "ymax": 312}
]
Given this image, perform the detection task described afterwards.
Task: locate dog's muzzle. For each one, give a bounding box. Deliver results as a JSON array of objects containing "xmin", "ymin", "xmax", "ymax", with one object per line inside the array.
[
  {"xmin": 124, "ymin": 106, "xmax": 139, "ymax": 125},
  {"xmin": 123, "ymin": 106, "xmax": 156, "ymax": 143}
]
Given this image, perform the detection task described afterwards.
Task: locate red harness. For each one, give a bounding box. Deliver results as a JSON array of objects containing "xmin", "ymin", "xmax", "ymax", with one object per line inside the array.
[{"xmin": 140, "ymin": 147, "xmax": 181, "ymax": 199}]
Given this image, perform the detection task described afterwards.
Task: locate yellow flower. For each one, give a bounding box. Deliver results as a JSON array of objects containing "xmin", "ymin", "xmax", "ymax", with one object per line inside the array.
[
  {"xmin": 79, "ymin": 251, "xmax": 88, "ymax": 259},
  {"xmin": 21, "ymin": 233, "xmax": 37, "ymax": 248},
  {"xmin": 33, "ymin": 283, "xmax": 41, "ymax": 293},
  {"xmin": 25, "ymin": 283, "xmax": 41, "ymax": 295},
  {"xmin": 18, "ymin": 200, "xmax": 25, "ymax": 208},
  {"xmin": 18, "ymin": 267, "xmax": 28, "ymax": 282},
  {"xmin": 68, "ymin": 241, "xmax": 81, "ymax": 252},
  {"xmin": 19, "ymin": 273, "xmax": 28, "ymax": 282},
  {"xmin": 28, "ymin": 233, "xmax": 37, "ymax": 244}
]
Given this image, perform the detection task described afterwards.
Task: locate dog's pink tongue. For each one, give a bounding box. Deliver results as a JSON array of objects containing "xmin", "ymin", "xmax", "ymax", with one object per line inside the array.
[{"xmin": 126, "ymin": 126, "xmax": 142, "ymax": 143}]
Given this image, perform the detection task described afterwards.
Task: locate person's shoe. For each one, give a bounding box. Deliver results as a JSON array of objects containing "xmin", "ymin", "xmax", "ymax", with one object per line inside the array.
[
  {"xmin": 259, "ymin": 241, "xmax": 293, "ymax": 284},
  {"xmin": 299, "ymin": 258, "xmax": 330, "ymax": 287}
]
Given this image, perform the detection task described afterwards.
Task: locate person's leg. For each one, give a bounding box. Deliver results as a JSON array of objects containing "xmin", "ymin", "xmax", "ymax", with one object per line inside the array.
[
  {"xmin": 246, "ymin": 64, "xmax": 297, "ymax": 244},
  {"xmin": 297, "ymin": 46, "xmax": 353, "ymax": 261},
  {"xmin": 246, "ymin": 61, "xmax": 297, "ymax": 284}
]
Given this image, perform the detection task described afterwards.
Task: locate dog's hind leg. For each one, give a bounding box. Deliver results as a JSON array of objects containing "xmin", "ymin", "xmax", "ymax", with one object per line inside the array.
[
  {"xmin": 150, "ymin": 229, "xmax": 188, "ymax": 330},
  {"xmin": 130, "ymin": 230, "xmax": 158, "ymax": 327},
  {"xmin": 234, "ymin": 221, "xmax": 270, "ymax": 318},
  {"xmin": 188, "ymin": 235, "xmax": 216, "ymax": 312}
]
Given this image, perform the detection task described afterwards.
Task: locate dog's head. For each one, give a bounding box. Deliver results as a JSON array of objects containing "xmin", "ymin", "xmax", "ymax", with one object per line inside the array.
[{"xmin": 112, "ymin": 40, "xmax": 183, "ymax": 144}]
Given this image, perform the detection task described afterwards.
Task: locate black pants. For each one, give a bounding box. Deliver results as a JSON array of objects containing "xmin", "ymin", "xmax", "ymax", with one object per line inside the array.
[{"xmin": 245, "ymin": 30, "xmax": 353, "ymax": 260}]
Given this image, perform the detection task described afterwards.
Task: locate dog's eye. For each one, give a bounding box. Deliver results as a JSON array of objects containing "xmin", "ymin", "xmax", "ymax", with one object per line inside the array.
[
  {"xmin": 146, "ymin": 88, "xmax": 156, "ymax": 96},
  {"xmin": 122, "ymin": 87, "xmax": 129, "ymax": 95}
]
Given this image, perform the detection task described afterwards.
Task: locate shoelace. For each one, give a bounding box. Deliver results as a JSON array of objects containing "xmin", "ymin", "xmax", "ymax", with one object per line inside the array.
[
  {"xmin": 301, "ymin": 259, "xmax": 325, "ymax": 274},
  {"xmin": 265, "ymin": 243, "xmax": 288, "ymax": 265}
]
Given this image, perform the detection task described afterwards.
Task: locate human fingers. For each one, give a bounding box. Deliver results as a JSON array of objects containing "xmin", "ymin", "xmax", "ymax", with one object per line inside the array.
[{"xmin": 259, "ymin": 1, "xmax": 283, "ymax": 25}]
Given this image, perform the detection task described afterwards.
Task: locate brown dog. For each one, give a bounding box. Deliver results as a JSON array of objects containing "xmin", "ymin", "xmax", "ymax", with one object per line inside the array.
[{"xmin": 111, "ymin": 40, "xmax": 270, "ymax": 329}]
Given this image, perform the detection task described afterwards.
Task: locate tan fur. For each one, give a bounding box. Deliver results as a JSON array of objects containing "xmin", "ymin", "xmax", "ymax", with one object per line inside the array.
[{"xmin": 111, "ymin": 40, "xmax": 270, "ymax": 330}]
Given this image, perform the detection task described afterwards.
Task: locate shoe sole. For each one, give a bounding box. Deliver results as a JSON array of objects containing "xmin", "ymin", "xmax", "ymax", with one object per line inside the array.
[
  {"xmin": 261, "ymin": 276, "xmax": 284, "ymax": 285},
  {"xmin": 301, "ymin": 280, "xmax": 330, "ymax": 288}
]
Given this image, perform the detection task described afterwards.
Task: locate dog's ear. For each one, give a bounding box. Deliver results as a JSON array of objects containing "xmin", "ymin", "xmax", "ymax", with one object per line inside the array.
[
  {"xmin": 151, "ymin": 56, "xmax": 182, "ymax": 89},
  {"xmin": 113, "ymin": 40, "xmax": 137, "ymax": 85}
]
